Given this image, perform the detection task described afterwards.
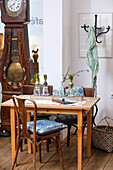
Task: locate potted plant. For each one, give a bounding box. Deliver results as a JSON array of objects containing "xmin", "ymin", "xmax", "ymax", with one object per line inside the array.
[
  {"xmin": 34, "ymin": 73, "xmax": 40, "ymax": 95},
  {"xmin": 68, "ymin": 74, "xmax": 74, "ymax": 88},
  {"xmin": 43, "ymin": 74, "xmax": 48, "ymax": 86},
  {"xmin": 43, "ymin": 74, "xmax": 49, "ymax": 95},
  {"xmin": 61, "ymin": 67, "xmax": 89, "ymax": 96}
]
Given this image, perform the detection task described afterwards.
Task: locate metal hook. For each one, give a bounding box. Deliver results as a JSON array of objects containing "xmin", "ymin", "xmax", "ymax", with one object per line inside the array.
[{"xmin": 81, "ymin": 14, "xmax": 110, "ymax": 43}]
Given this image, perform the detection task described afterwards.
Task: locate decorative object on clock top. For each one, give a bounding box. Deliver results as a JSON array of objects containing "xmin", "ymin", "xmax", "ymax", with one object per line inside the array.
[{"xmin": 0, "ymin": 0, "xmax": 31, "ymax": 132}]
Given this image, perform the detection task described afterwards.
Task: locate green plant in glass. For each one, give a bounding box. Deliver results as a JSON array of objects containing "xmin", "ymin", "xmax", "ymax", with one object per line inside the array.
[
  {"xmin": 68, "ymin": 74, "xmax": 74, "ymax": 88},
  {"xmin": 43, "ymin": 74, "xmax": 47, "ymax": 86},
  {"xmin": 33, "ymin": 73, "xmax": 40, "ymax": 95},
  {"xmin": 34, "ymin": 73, "xmax": 39, "ymax": 82},
  {"xmin": 43, "ymin": 74, "xmax": 49, "ymax": 95}
]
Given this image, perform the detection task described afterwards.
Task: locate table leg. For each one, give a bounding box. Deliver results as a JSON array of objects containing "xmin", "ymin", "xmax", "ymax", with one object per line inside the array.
[
  {"xmin": 87, "ymin": 109, "xmax": 91, "ymax": 157},
  {"xmin": 78, "ymin": 110, "xmax": 83, "ymax": 170},
  {"xmin": 10, "ymin": 107, "xmax": 16, "ymax": 166},
  {"xmin": 27, "ymin": 112, "xmax": 32, "ymax": 153}
]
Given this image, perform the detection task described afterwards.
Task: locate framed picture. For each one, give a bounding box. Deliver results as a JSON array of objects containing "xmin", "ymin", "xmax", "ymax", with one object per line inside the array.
[{"xmin": 79, "ymin": 13, "xmax": 112, "ymax": 58}]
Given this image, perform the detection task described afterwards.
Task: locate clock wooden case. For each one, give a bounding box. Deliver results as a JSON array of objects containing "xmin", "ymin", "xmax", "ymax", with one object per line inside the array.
[{"xmin": 0, "ymin": 0, "xmax": 31, "ymax": 132}]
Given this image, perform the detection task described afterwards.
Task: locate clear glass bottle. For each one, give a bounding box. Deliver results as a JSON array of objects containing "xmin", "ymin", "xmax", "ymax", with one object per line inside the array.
[
  {"xmin": 43, "ymin": 85, "xmax": 49, "ymax": 95},
  {"xmin": 59, "ymin": 82, "xmax": 65, "ymax": 96},
  {"xmin": 42, "ymin": 74, "xmax": 49, "ymax": 95},
  {"xmin": 68, "ymin": 81, "xmax": 74, "ymax": 96},
  {"xmin": 33, "ymin": 81, "xmax": 40, "ymax": 96}
]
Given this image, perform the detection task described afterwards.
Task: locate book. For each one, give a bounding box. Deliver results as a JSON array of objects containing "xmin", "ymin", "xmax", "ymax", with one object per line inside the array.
[{"xmin": 52, "ymin": 98, "xmax": 77, "ymax": 104}]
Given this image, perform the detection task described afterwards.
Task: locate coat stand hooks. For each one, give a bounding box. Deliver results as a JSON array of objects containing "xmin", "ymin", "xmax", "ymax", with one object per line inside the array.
[{"xmin": 81, "ymin": 14, "xmax": 111, "ymax": 43}]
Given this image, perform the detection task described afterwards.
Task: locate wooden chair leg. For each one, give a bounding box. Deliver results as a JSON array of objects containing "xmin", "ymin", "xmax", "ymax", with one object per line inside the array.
[
  {"xmin": 49, "ymin": 138, "xmax": 51, "ymax": 144},
  {"xmin": 46, "ymin": 139, "xmax": 49, "ymax": 152},
  {"xmin": 57, "ymin": 135, "xmax": 64, "ymax": 169},
  {"xmin": 24, "ymin": 139, "xmax": 27, "ymax": 144},
  {"xmin": 56, "ymin": 136, "xmax": 58, "ymax": 153},
  {"xmin": 19, "ymin": 140, "xmax": 23, "ymax": 152},
  {"xmin": 73, "ymin": 126, "xmax": 78, "ymax": 135},
  {"xmin": 38, "ymin": 143, "xmax": 42, "ymax": 163},
  {"xmin": 33, "ymin": 140, "xmax": 36, "ymax": 170},
  {"xmin": 12, "ymin": 139, "xmax": 20, "ymax": 170},
  {"xmin": 67, "ymin": 125, "xmax": 71, "ymax": 146}
]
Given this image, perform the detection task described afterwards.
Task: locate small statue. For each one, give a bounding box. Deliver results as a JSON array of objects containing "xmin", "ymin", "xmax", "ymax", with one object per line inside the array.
[
  {"xmin": 32, "ymin": 48, "xmax": 39, "ymax": 63},
  {"xmin": 32, "ymin": 48, "xmax": 39, "ymax": 84}
]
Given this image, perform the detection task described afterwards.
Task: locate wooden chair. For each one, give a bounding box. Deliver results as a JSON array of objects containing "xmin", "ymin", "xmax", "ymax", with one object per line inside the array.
[
  {"xmin": 21, "ymin": 85, "xmax": 53, "ymax": 149},
  {"xmin": 55, "ymin": 87, "xmax": 98, "ymax": 146},
  {"xmin": 12, "ymin": 95, "xmax": 67, "ymax": 170},
  {"xmin": 21, "ymin": 84, "xmax": 53, "ymax": 95}
]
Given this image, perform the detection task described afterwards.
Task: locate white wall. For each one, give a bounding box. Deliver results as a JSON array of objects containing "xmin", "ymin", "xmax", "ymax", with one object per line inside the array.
[
  {"xmin": 43, "ymin": 0, "xmax": 63, "ymax": 89},
  {"xmin": 70, "ymin": 0, "xmax": 113, "ymax": 124},
  {"xmin": 62, "ymin": 0, "xmax": 71, "ymax": 85},
  {"xmin": 28, "ymin": 0, "xmax": 44, "ymax": 75},
  {"xmin": 43, "ymin": 0, "xmax": 113, "ymax": 127},
  {"xmin": 43, "ymin": 0, "xmax": 72, "ymax": 139}
]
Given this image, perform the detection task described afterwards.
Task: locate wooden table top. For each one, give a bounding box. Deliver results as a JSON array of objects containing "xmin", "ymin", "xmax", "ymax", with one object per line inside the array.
[{"xmin": 1, "ymin": 95, "xmax": 100, "ymax": 111}]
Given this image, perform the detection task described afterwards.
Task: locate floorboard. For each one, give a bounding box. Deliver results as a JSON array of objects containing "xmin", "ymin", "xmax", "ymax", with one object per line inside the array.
[{"xmin": 0, "ymin": 135, "xmax": 113, "ymax": 170}]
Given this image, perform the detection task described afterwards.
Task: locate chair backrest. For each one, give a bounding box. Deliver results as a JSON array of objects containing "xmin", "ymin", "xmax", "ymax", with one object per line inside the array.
[
  {"xmin": 65, "ymin": 86, "xmax": 94, "ymax": 97},
  {"xmin": 83, "ymin": 87, "xmax": 94, "ymax": 97},
  {"xmin": 21, "ymin": 85, "xmax": 53, "ymax": 95},
  {"xmin": 12, "ymin": 95, "xmax": 37, "ymax": 138}
]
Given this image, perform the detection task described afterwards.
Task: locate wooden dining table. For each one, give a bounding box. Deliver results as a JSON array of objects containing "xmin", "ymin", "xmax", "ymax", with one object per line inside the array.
[{"xmin": 1, "ymin": 95, "xmax": 100, "ymax": 170}]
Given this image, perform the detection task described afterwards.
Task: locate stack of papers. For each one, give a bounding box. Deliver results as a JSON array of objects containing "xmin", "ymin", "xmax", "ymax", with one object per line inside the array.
[{"xmin": 25, "ymin": 99, "xmax": 86, "ymax": 106}]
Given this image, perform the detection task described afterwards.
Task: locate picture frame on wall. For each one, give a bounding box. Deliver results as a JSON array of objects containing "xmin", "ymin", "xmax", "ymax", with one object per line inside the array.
[{"xmin": 78, "ymin": 13, "xmax": 112, "ymax": 58}]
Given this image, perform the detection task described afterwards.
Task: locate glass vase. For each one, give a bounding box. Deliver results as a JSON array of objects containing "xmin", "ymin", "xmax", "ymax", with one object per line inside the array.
[
  {"xmin": 43, "ymin": 85, "xmax": 49, "ymax": 95},
  {"xmin": 59, "ymin": 82, "xmax": 65, "ymax": 96},
  {"xmin": 33, "ymin": 81, "xmax": 40, "ymax": 96},
  {"xmin": 68, "ymin": 81, "xmax": 74, "ymax": 96}
]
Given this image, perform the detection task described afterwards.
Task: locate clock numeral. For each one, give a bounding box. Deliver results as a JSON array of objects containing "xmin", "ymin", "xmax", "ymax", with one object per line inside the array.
[{"xmin": 16, "ymin": 6, "xmax": 19, "ymax": 9}]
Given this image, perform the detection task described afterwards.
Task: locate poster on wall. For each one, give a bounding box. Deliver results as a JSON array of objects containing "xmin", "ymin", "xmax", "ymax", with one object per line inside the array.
[
  {"xmin": 28, "ymin": 0, "xmax": 44, "ymax": 75},
  {"xmin": 79, "ymin": 13, "xmax": 112, "ymax": 58}
]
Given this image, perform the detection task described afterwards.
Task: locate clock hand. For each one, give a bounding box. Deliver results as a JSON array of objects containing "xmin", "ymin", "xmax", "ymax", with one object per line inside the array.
[{"xmin": 9, "ymin": 2, "xmax": 15, "ymax": 8}]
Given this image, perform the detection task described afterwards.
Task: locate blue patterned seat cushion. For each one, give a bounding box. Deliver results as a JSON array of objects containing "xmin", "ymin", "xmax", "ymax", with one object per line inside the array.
[
  {"xmin": 22, "ymin": 120, "xmax": 67, "ymax": 135},
  {"xmin": 55, "ymin": 113, "xmax": 87, "ymax": 122},
  {"xmin": 55, "ymin": 114, "xmax": 77, "ymax": 121},
  {"xmin": 31, "ymin": 112, "xmax": 52, "ymax": 118},
  {"xmin": 66, "ymin": 85, "xmax": 85, "ymax": 96}
]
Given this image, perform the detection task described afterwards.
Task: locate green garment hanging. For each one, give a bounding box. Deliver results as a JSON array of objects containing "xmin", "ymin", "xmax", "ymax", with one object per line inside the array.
[{"xmin": 87, "ymin": 27, "xmax": 99, "ymax": 97}]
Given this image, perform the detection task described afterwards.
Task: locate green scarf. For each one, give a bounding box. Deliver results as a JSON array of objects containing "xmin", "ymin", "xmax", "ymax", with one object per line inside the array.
[{"xmin": 87, "ymin": 27, "xmax": 99, "ymax": 97}]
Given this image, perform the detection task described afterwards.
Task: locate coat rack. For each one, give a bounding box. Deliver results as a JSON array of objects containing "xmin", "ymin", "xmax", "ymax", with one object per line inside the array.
[{"xmin": 81, "ymin": 14, "xmax": 110, "ymax": 43}]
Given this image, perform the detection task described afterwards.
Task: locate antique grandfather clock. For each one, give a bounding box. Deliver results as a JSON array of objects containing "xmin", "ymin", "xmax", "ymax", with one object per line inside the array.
[{"xmin": 0, "ymin": 0, "xmax": 31, "ymax": 132}]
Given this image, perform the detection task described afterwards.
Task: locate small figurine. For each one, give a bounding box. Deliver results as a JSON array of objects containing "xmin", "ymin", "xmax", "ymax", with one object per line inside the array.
[{"xmin": 32, "ymin": 48, "xmax": 39, "ymax": 84}]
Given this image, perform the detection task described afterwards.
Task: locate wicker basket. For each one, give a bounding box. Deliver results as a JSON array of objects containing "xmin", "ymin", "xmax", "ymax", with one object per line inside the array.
[{"xmin": 92, "ymin": 116, "xmax": 113, "ymax": 152}]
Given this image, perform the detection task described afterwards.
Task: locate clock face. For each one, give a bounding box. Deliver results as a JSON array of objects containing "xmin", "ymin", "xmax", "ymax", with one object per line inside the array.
[
  {"xmin": 5, "ymin": 0, "xmax": 23, "ymax": 17},
  {"xmin": 8, "ymin": 0, "xmax": 22, "ymax": 12}
]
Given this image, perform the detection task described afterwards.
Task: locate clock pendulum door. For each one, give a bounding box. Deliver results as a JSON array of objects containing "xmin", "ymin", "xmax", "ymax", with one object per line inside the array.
[
  {"xmin": 7, "ymin": 29, "xmax": 24, "ymax": 85},
  {"xmin": 1, "ymin": 26, "xmax": 31, "ymax": 133}
]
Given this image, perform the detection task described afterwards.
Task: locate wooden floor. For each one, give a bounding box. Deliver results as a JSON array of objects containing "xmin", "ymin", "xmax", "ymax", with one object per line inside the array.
[{"xmin": 0, "ymin": 134, "xmax": 113, "ymax": 170}]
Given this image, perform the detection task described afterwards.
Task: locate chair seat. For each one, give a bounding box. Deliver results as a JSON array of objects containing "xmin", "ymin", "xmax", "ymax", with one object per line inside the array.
[
  {"xmin": 31, "ymin": 112, "xmax": 52, "ymax": 118},
  {"xmin": 24, "ymin": 120, "xmax": 67, "ymax": 135},
  {"xmin": 55, "ymin": 114, "xmax": 87, "ymax": 122}
]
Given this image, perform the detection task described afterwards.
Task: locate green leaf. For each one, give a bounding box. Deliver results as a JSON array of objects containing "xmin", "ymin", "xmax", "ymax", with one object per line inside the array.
[
  {"xmin": 69, "ymin": 74, "xmax": 73, "ymax": 82},
  {"xmin": 34, "ymin": 73, "xmax": 39, "ymax": 81},
  {"xmin": 44, "ymin": 74, "xmax": 47, "ymax": 82}
]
